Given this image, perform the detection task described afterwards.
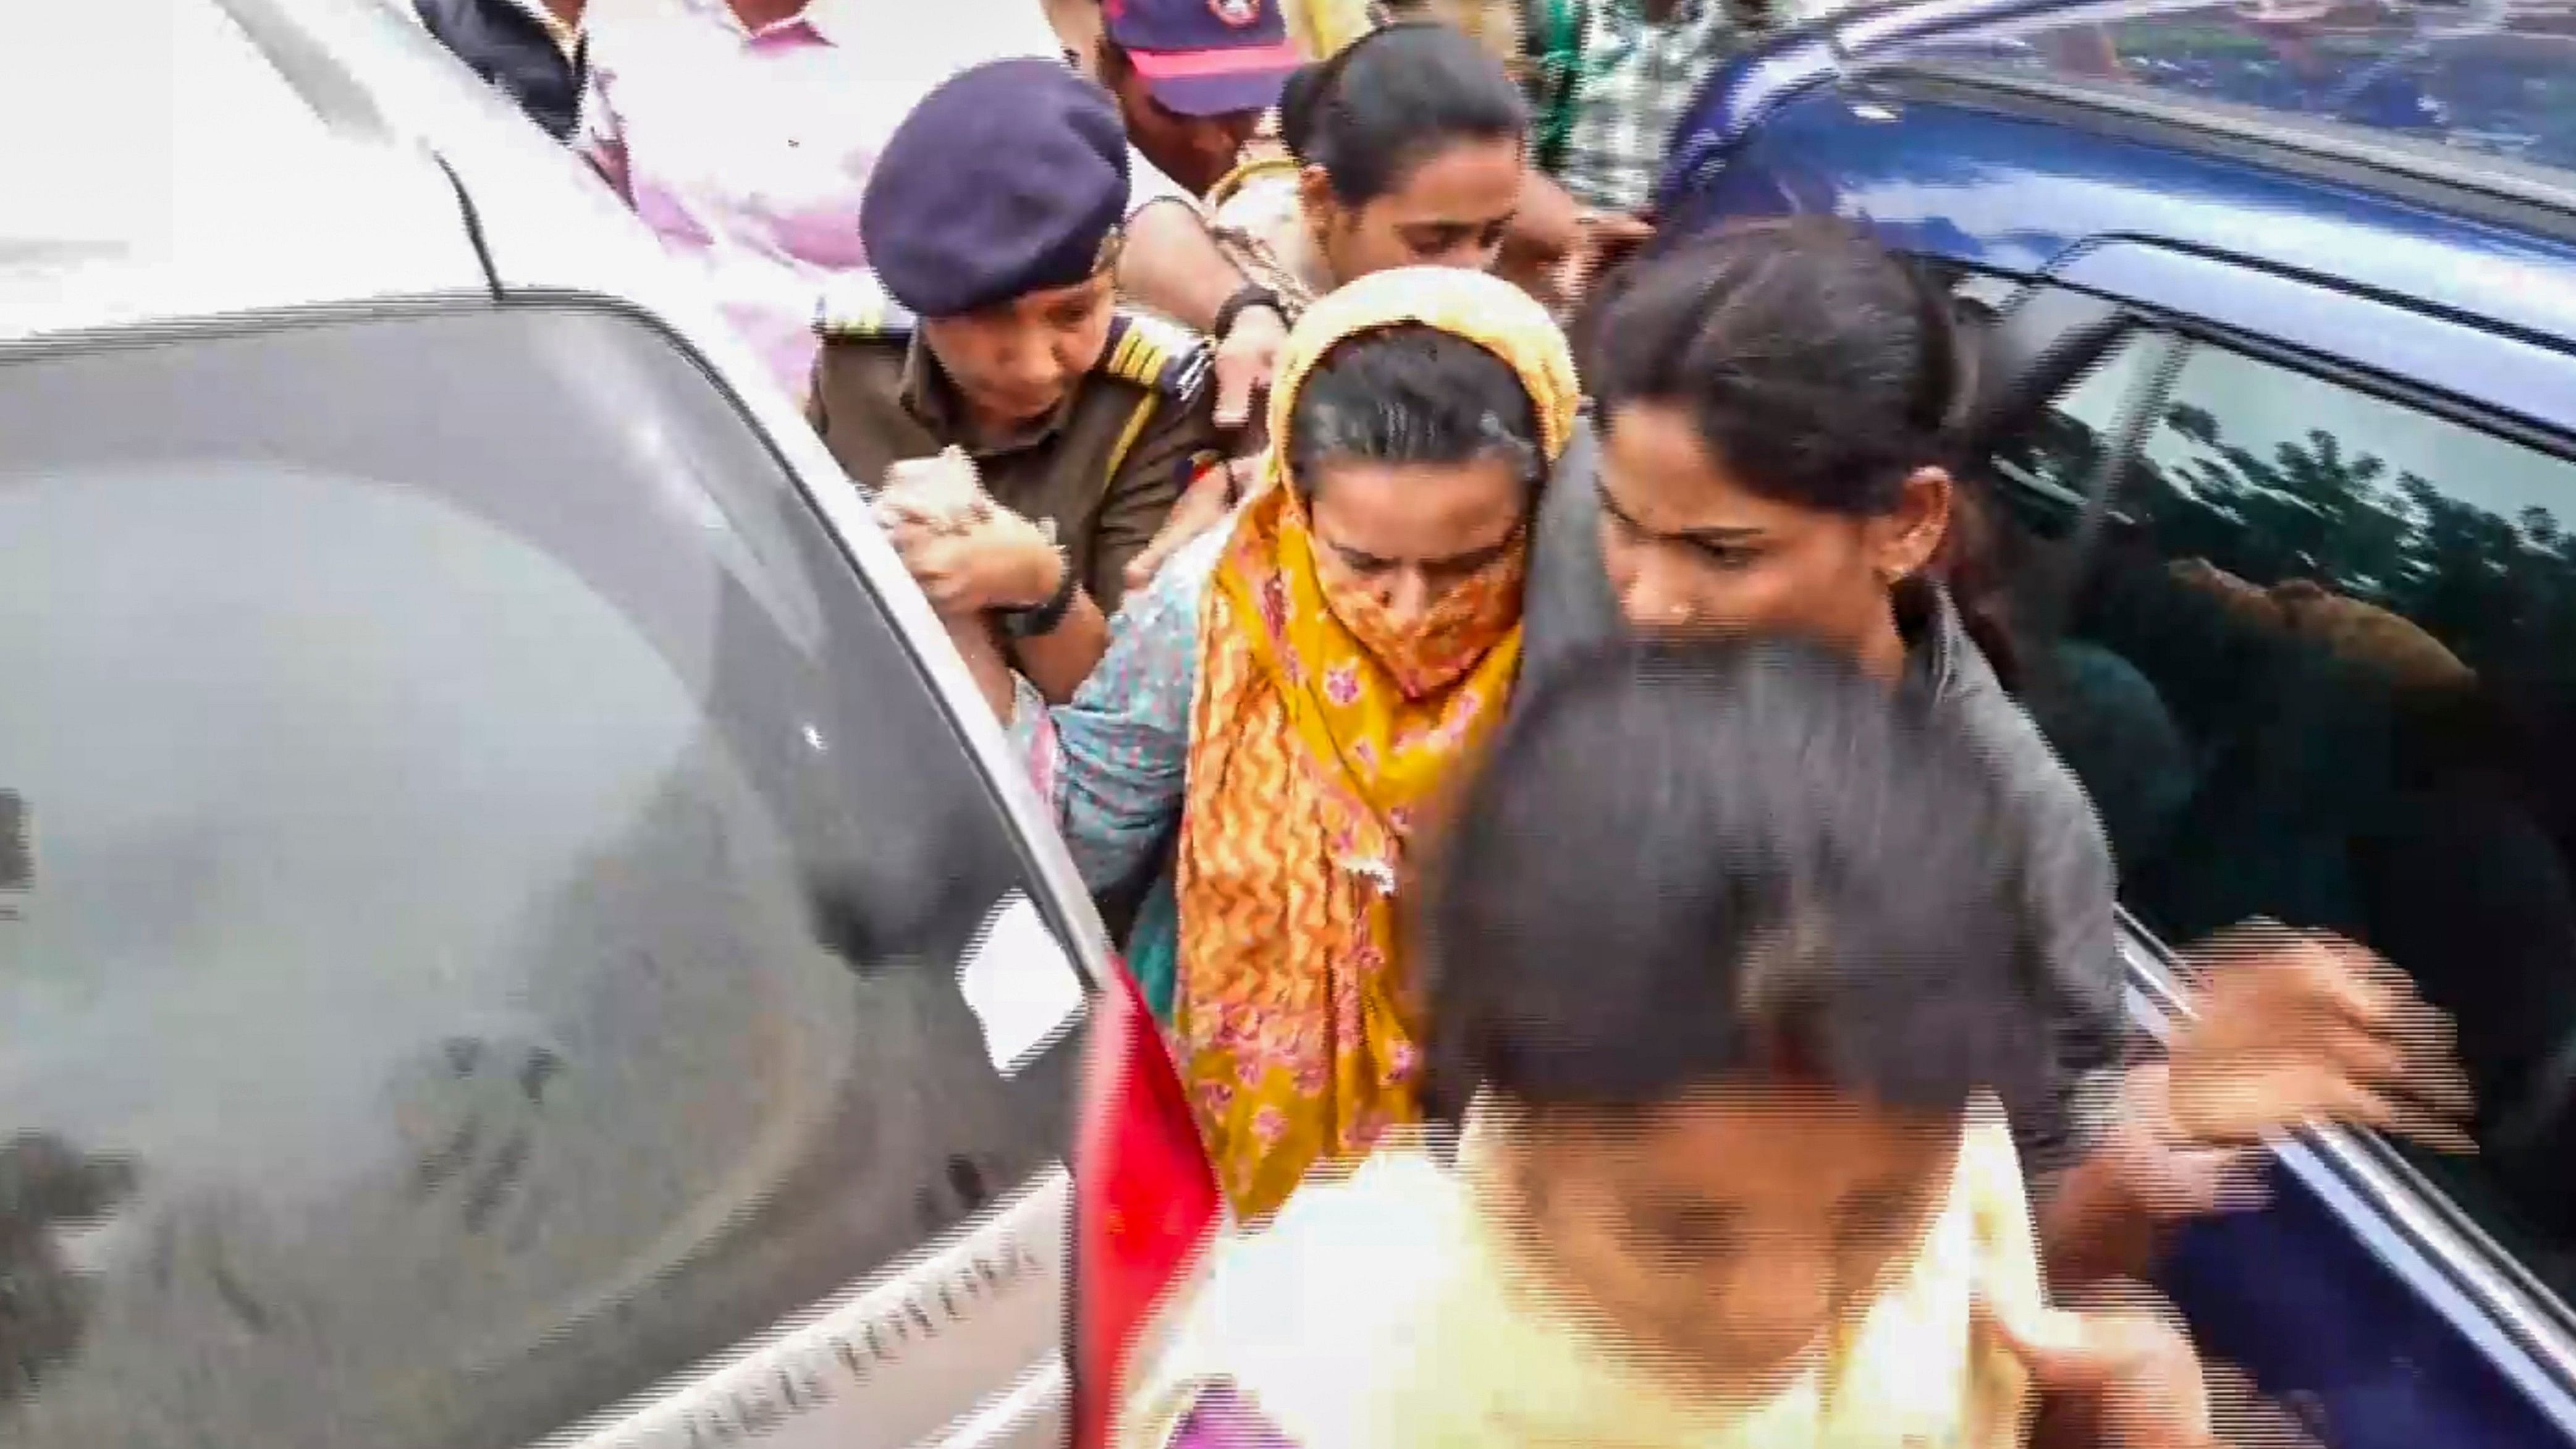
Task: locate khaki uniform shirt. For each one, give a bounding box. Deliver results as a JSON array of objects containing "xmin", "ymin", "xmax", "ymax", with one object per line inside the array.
[{"xmin": 808, "ymin": 304, "xmax": 1226, "ymax": 615}]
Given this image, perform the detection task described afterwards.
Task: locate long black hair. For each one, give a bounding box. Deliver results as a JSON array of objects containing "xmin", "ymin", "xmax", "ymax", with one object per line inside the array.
[
  {"xmin": 1419, "ymin": 635, "xmax": 2051, "ymax": 1126},
  {"xmin": 1278, "ymin": 22, "xmax": 1527, "ymax": 208}
]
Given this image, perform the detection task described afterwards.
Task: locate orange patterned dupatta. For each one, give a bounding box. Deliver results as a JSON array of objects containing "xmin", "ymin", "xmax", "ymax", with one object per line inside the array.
[{"xmin": 1171, "ymin": 269, "xmax": 1581, "ymax": 1219}]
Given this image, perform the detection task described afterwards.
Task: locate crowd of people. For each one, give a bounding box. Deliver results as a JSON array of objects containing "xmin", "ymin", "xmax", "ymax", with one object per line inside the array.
[{"xmin": 412, "ymin": 2, "xmax": 2479, "ymax": 1445}]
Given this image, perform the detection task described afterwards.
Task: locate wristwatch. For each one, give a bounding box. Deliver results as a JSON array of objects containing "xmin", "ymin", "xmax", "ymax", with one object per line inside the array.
[
  {"xmin": 1212, "ymin": 282, "xmax": 1285, "ymax": 342},
  {"xmin": 999, "ymin": 544, "xmax": 1079, "ymax": 640}
]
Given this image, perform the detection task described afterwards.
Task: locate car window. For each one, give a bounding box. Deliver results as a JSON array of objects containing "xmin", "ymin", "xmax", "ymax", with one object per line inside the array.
[
  {"xmin": 1983, "ymin": 323, "xmax": 2576, "ymax": 1299},
  {"xmin": 0, "ymin": 301, "xmax": 1081, "ymax": 1449},
  {"xmin": 1987, "ymin": 332, "xmax": 2174, "ymax": 541},
  {"xmin": 1883, "ymin": 0, "xmax": 2576, "ymax": 186}
]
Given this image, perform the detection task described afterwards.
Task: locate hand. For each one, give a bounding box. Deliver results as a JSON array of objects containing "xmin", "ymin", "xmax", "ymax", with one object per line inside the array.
[
  {"xmin": 2100, "ymin": 1062, "xmax": 2276, "ymax": 1222},
  {"xmin": 1979, "ymin": 1282, "xmax": 2216, "ymax": 1449},
  {"xmin": 1124, "ymin": 455, "xmax": 1254, "ymax": 594},
  {"xmin": 1554, "ymin": 209, "xmax": 1655, "ymax": 310},
  {"xmin": 2164, "ymin": 923, "xmax": 2475, "ymax": 1152},
  {"xmin": 877, "ymin": 447, "xmax": 990, "ymax": 535},
  {"xmin": 1210, "ymin": 303, "xmax": 1286, "ymax": 432},
  {"xmin": 880, "ymin": 498, "xmax": 1062, "ymax": 617}
]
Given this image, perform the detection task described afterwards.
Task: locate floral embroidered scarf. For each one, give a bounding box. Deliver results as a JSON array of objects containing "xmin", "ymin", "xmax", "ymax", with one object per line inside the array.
[{"xmin": 1170, "ymin": 268, "xmax": 1581, "ymax": 1219}]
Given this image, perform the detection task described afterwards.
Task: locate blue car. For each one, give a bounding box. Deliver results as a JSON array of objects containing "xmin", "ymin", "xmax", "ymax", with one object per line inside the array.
[{"xmin": 1663, "ymin": 1, "xmax": 2576, "ymax": 1443}]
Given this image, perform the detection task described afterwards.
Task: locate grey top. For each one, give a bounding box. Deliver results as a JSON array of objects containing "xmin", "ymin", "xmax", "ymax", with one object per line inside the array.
[{"xmin": 1521, "ymin": 416, "xmax": 2129, "ymax": 1184}]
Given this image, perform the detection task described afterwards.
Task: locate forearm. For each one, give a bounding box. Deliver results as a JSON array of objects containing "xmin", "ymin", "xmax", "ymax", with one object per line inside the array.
[
  {"xmin": 2035, "ymin": 1060, "xmax": 2188, "ymax": 1287},
  {"xmin": 1010, "ymin": 593, "xmax": 1110, "ymax": 705},
  {"xmin": 1117, "ymin": 200, "xmax": 1248, "ymax": 334},
  {"xmin": 943, "ymin": 613, "xmax": 1021, "ymax": 723},
  {"xmin": 2035, "ymin": 1147, "xmax": 2163, "ymax": 1288},
  {"xmin": 1510, "ymin": 169, "xmax": 1584, "ymax": 261}
]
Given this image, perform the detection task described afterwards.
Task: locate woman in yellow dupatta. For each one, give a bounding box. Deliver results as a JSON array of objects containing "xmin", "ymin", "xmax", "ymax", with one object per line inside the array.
[
  {"xmin": 1172, "ymin": 266, "xmax": 1579, "ymax": 1219},
  {"xmin": 1121, "ymin": 640, "xmax": 2237, "ymax": 1449}
]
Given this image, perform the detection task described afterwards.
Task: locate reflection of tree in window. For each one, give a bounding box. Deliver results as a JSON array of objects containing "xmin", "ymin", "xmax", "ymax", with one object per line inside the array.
[
  {"xmin": 2017, "ymin": 371, "xmax": 2576, "ymax": 1273},
  {"xmin": 2124, "ymin": 399, "xmax": 2576, "ymax": 682}
]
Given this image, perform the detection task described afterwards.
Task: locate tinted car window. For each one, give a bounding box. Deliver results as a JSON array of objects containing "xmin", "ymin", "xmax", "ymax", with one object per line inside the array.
[
  {"xmin": 1890, "ymin": 0, "xmax": 2576, "ymax": 182},
  {"xmin": 1985, "ymin": 323, "xmax": 2576, "ymax": 1299},
  {"xmin": 0, "ymin": 302, "xmax": 1081, "ymax": 1448}
]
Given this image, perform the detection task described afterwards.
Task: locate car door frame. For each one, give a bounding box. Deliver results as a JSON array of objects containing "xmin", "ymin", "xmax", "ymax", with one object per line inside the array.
[{"xmin": 1967, "ymin": 237, "xmax": 2576, "ymax": 1431}]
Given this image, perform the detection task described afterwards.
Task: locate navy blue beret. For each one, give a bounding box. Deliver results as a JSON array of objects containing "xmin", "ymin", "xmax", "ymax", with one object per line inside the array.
[{"xmin": 860, "ymin": 59, "xmax": 1133, "ymax": 319}]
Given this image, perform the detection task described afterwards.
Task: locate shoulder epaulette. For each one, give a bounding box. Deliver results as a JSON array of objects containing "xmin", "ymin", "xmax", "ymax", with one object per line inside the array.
[
  {"xmin": 1099, "ymin": 310, "xmax": 1214, "ymax": 402},
  {"xmin": 814, "ymin": 270, "xmax": 916, "ymax": 342}
]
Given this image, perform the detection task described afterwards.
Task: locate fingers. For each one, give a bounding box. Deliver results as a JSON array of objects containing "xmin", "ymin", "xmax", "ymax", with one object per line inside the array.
[
  {"xmin": 1212, "ymin": 331, "xmax": 1278, "ymax": 433},
  {"xmin": 875, "ymin": 493, "xmax": 987, "ymax": 538},
  {"xmin": 2153, "ymin": 1141, "xmax": 2273, "ymax": 1217},
  {"xmin": 1212, "ymin": 361, "xmax": 1253, "ymax": 431},
  {"xmin": 1976, "ymin": 1284, "xmax": 2171, "ymax": 1389},
  {"xmin": 2176, "ymin": 924, "xmax": 2476, "ymax": 1149},
  {"xmin": 1125, "ymin": 462, "xmax": 1239, "ymax": 591},
  {"xmin": 2008, "ymin": 1283, "xmax": 2214, "ymax": 1449}
]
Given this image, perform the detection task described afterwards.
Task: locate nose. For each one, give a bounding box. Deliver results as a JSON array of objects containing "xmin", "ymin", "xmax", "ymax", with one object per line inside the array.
[
  {"xmin": 1000, "ymin": 334, "xmax": 1068, "ymax": 394},
  {"xmin": 1382, "ymin": 569, "xmax": 1437, "ymax": 628},
  {"xmin": 1210, "ymin": 115, "xmax": 1261, "ymax": 161},
  {"xmin": 1613, "ymin": 550, "xmax": 1697, "ymax": 632},
  {"xmin": 1715, "ymin": 1242, "xmax": 1834, "ymax": 1371}
]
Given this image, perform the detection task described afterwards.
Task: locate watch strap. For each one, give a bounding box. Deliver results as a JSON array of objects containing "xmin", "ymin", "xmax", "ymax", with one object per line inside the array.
[{"xmin": 1000, "ymin": 545, "xmax": 1079, "ymax": 639}]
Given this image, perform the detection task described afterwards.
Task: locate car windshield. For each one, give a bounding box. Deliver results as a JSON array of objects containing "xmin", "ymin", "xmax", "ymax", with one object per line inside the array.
[
  {"xmin": 0, "ymin": 299, "xmax": 1081, "ymax": 1449},
  {"xmin": 1880, "ymin": 0, "xmax": 2576, "ymax": 187}
]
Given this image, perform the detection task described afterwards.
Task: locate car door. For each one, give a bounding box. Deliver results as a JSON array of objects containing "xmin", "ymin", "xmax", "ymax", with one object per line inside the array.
[
  {"xmin": 1962, "ymin": 243, "xmax": 2576, "ymax": 1446},
  {"xmin": 0, "ymin": 295, "xmax": 1087, "ymax": 1449}
]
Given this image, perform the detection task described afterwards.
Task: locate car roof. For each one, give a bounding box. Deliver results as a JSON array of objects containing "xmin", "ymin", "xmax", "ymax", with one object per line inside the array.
[
  {"xmin": 1665, "ymin": 0, "xmax": 2576, "ymax": 355},
  {"xmin": 0, "ymin": 0, "xmax": 494, "ymax": 342}
]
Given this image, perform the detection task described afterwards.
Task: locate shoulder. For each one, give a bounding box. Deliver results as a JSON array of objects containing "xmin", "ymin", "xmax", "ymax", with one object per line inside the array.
[
  {"xmin": 1931, "ymin": 603, "xmax": 2090, "ymax": 829},
  {"xmin": 1096, "ymin": 310, "xmax": 1216, "ymax": 405},
  {"xmin": 814, "ymin": 269, "xmax": 918, "ymax": 345},
  {"xmin": 1520, "ymin": 416, "xmax": 1623, "ymax": 685},
  {"xmin": 1208, "ymin": 158, "xmax": 1301, "ymax": 224}
]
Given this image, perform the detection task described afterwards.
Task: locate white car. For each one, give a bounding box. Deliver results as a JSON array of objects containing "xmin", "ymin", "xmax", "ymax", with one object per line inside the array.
[{"xmin": 0, "ymin": 1, "xmax": 1136, "ymax": 1445}]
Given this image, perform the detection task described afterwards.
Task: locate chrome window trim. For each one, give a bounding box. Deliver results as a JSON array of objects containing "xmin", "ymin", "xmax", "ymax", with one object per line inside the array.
[{"xmin": 2116, "ymin": 918, "xmax": 2576, "ymax": 1410}]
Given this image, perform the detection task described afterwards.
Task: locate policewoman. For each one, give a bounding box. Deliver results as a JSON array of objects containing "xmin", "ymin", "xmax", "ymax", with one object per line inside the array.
[{"xmin": 809, "ymin": 57, "xmax": 1227, "ymax": 654}]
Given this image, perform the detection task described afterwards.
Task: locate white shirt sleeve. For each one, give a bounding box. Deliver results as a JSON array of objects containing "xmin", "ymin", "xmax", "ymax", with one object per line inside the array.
[{"xmin": 1125, "ymin": 146, "xmax": 1201, "ymax": 219}]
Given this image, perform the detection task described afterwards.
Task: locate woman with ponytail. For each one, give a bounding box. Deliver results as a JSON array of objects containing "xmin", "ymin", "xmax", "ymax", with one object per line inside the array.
[{"xmin": 1206, "ymin": 21, "xmax": 1529, "ymax": 319}]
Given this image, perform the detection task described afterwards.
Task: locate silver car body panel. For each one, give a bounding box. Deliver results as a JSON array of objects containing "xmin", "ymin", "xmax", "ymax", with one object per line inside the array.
[{"xmin": 1, "ymin": 0, "xmax": 1110, "ymax": 1443}]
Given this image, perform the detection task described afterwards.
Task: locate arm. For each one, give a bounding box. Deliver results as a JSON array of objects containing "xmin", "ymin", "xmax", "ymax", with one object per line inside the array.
[
  {"xmin": 1496, "ymin": 168, "xmax": 1584, "ymax": 305},
  {"xmin": 1049, "ymin": 528, "xmax": 1228, "ymax": 892},
  {"xmin": 1010, "ymin": 586, "xmax": 1111, "ymax": 706},
  {"xmin": 1091, "ymin": 391, "xmax": 1224, "ymax": 614},
  {"xmin": 978, "ymin": 373, "xmax": 1217, "ymax": 702},
  {"xmin": 1964, "ymin": 684, "xmax": 2147, "ymax": 1283},
  {"xmin": 1118, "ymin": 198, "xmax": 1249, "ymax": 336},
  {"xmin": 882, "ymin": 496, "xmax": 1115, "ymax": 706},
  {"xmin": 944, "ymin": 611, "xmax": 1021, "ymax": 722}
]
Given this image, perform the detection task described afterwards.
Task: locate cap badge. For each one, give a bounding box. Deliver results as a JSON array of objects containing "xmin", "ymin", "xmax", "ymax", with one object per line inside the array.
[{"xmin": 1208, "ymin": 0, "xmax": 1262, "ymax": 27}]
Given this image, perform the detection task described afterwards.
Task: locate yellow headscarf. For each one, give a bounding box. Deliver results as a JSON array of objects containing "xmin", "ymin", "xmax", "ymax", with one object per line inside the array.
[{"xmin": 1170, "ymin": 268, "xmax": 1581, "ymax": 1220}]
